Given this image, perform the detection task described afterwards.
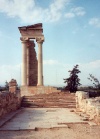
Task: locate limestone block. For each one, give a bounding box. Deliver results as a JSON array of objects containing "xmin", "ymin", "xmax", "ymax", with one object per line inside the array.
[
  {"xmin": 75, "ymin": 91, "xmax": 100, "ymax": 124},
  {"xmin": 87, "ymin": 99, "xmax": 94, "ymax": 105},
  {"xmin": 96, "ymin": 107, "xmax": 100, "ymax": 117},
  {"xmin": 20, "ymin": 86, "xmax": 61, "ymax": 96},
  {"xmin": 95, "ymin": 116, "xmax": 100, "ymax": 125},
  {"xmin": 9, "ymin": 79, "xmax": 17, "ymax": 93},
  {"xmin": 79, "ymin": 91, "xmax": 89, "ymax": 99}
]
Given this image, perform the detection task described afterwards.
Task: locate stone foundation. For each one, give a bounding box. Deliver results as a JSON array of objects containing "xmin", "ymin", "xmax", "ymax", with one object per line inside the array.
[
  {"xmin": 0, "ymin": 91, "xmax": 21, "ymax": 118},
  {"xmin": 20, "ymin": 86, "xmax": 61, "ymax": 96},
  {"xmin": 76, "ymin": 91, "xmax": 100, "ymax": 125}
]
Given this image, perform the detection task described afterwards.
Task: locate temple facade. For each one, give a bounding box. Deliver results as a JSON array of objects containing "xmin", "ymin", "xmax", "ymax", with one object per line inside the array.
[{"xmin": 18, "ymin": 23, "xmax": 44, "ymax": 86}]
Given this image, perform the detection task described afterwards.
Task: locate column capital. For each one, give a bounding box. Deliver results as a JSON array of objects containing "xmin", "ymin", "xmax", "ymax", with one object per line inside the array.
[
  {"xmin": 20, "ymin": 37, "xmax": 29, "ymax": 42},
  {"xmin": 36, "ymin": 37, "xmax": 44, "ymax": 43},
  {"xmin": 20, "ymin": 39, "xmax": 35, "ymax": 48}
]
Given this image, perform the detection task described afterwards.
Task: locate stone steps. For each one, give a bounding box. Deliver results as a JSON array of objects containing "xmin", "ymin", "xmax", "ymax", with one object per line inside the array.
[
  {"xmin": 21, "ymin": 92, "xmax": 76, "ymax": 108},
  {"xmin": 22, "ymin": 101, "xmax": 76, "ymax": 104},
  {"xmin": 21, "ymin": 103, "xmax": 76, "ymax": 108}
]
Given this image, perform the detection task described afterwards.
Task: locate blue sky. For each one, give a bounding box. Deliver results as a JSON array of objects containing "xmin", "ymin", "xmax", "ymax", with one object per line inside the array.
[{"xmin": 0, "ymin": 0, "xmax": 100, "ymax": 87}]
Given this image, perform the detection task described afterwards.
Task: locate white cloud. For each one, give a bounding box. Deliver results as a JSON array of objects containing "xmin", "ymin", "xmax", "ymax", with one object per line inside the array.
[
  {"xmin": 79, "ymin": 60, "xmax": 100, "ymax": 86},
  {"xmin": 0, "ymin": 0, "xmax": 70, "ymax": 23},
  {"xmin": 89, "ymin": 18, "xmax": 100, "ymax": 28},
  {"xmin": 71, "ymin": 7, "xmax": 86, "ymax": 16},
  {"xmin": 43, "ymin": 59, "xmax": 68, "ymax": 68},
  {"xmin": 65, "ymin": 6, "xmax": 86, "ymax": 19},
  {"xmin": 0, "ymin": 64, "xmax": 21, "ymax": 86},
  {"xmin": 65, "ymin": 12, "xmax": 75, "ymax": 18},
  {"xmin": 80, "ymin": 60, "xmax": 100, "ymax": 70},
  {"xmin": 43, "ymin": 60, "xmax": 59, "ymax": 65}
]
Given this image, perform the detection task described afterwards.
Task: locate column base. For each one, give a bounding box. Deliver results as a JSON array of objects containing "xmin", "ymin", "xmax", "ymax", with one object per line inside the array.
[{"xmin": 37, "ymin": 84, "xmax": 44, "ymax": 86}]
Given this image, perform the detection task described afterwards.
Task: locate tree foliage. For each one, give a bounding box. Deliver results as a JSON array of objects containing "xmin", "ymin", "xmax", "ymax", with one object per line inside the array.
[
  {"xmin": 88, "ymin": 74, "xmax": 100, "ymax": 90},
  {"xmin": 64, "ymin": 65, "xmax": 81, "ymax": 92},
  {"xmin": 5, "ymin": 80, "xmax": 9, "ymax": 91}
]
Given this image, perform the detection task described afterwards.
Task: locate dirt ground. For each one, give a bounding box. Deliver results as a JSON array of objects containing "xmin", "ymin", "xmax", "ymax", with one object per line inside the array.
[{"xmin": 0, "ymin": 124, "xmax": 100, "ymax": 139}]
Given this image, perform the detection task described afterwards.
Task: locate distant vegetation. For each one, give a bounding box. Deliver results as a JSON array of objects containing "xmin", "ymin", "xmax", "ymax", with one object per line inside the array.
[
  {"xmin": 0, "ymin": 81, "xmax": 9, "ymax": 91},
  {"xmin": 63, "ymin": 65, "xmax": 81, "ymax": 93},
  {"xmin": 0, "ymin": 80, "xmax": 20, "ymax": 92},
  {"xmin": 88, "ymin": 74, "xmax": 100, "ymax": 90},
  {"xmin": 77, "ymin": 74, "xmax": 100, "ymax": 97}
]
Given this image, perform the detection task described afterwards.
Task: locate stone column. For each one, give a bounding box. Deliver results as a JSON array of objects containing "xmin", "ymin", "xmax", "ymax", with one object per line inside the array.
[
  {"xmin": 21, "ymin": 40, "xmax": 27, "ymax": 86},
  {"xmin": 37, "ymin": 39, "xmax": 44, "ymax": 86}
]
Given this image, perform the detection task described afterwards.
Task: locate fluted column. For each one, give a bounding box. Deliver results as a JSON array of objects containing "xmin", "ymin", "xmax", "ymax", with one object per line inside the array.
[
  {"xmin": 37, "ymin": 39, "xmax": 44, "ymax": 86},
  {"xmin": 21, "ymin": 40, "xmax": 27, "ymax": 86}
]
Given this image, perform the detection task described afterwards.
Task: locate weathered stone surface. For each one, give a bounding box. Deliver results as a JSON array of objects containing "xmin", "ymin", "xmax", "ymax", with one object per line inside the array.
[
  {"xmin": 0, "ymin": 108, "xmax": 90, "ymax": 130},
  {"xmin": 29, "ymin": 41, "xmax": 37, "ymax": 86},
  {"xmin": 76, "ymin": 91, "xmax": 100, "ymax": 125},
  {"xmin": 0, "ymin": 91, "xmax": 21, "ymax": 118},
  {"xmin": 96, "ymin": 107, "xmax": 100, "ymax": 116},
  {"xmin": 20, "ymin": 86, "xmax": 61, "ymax": 96},
  {"xmin": 18, "ymin": 23, "xmax": 44, "ymax": 39},
  {"xmin": 21, "ymin": 92, "xmax": 76, "ymax": 108},
  {"xmin": 9, "ymin": 79, "xmax": 17, "ymax": 93}
]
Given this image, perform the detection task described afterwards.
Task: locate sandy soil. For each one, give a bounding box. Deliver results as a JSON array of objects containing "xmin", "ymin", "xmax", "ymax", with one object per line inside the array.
[{"xmin": 0, "ymin": 124, "xmax": 100, "ymax": 139}]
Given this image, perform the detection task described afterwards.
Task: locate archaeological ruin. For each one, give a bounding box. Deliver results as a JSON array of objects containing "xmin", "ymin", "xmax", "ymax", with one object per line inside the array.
[
  {"xmin": 18, "ymin": 23, "xmax": 60, "ymax": 96},
  {"xmin": 18, "ymin": 23, "xmax": 44, "ymax": 86}
]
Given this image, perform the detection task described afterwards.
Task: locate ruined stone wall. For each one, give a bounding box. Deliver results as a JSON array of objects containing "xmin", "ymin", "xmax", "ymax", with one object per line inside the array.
[
  {"xmin": 29, "ymin": 42, "xmax": 38, "ymax": 86},
  {"xmin": 9, "ymin": 79, "xmax": 17, "ymax": 93},
  {"xmin": 0, "ymin": 91, "xmax": 21, "ymax": 118},
  {"xmin": 76, "ymin": 91, "xmax": 100, "ymax": 125}
]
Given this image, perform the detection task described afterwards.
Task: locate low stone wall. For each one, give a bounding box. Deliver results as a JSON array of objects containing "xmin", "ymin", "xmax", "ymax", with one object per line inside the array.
[
  {"xmin": 76, "ymin": 91, "xmax": 100, "ymax": 125},
  {"xmin": 0, "ymin": 91, "xmax": 21, "ymax": 118}
]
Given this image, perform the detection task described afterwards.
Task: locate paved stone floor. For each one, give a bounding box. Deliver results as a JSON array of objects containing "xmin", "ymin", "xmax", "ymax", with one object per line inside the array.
[{"xmin": 0, "ymin": 108, "xmax": 96, "ymax": 131}]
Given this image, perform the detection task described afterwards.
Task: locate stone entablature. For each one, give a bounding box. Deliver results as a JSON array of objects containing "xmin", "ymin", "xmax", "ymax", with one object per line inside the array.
[
  {"xmin": 18, "ymin": 23, "xmax": 44, "ymax": 40},
  {"xmin": 76, "ymin": 91, "xmax": 100, "ymax": 125}
]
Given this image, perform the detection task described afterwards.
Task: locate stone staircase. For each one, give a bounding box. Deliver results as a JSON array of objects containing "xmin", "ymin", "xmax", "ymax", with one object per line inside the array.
[{"xmin": 21, "ymin": 92, "xmax": 76, "ymax": 108}]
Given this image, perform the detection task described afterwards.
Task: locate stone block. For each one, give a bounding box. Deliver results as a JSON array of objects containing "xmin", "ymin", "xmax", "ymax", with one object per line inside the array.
[
  {"xmin": 76, "ymin": 91, "xmax": 100, "ymax": 125},
  {"xmin": 96, "ymin": 107, "xmax": 100, "ymax": 117},
  {"xmin": 20, "ymin": 86, "xmax": 61, "ymax": 96}
]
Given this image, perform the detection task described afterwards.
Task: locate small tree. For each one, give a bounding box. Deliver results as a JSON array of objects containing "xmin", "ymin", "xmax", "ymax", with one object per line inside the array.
[
  {"xmin": 64, "ymin": 65, "xmax": 81, "ymax": 93},
  {"xmin": 5, "ymin": 80, "xmax": 9, "ymax": 91},
  {"xmin": 88, "ymin": 74, "xmax": 100, "ymax": 90}
]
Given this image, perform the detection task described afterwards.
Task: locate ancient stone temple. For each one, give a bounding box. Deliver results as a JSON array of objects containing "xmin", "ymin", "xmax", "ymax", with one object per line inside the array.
[
  {"xmin": 18, "ymin": 23, "xmax": 60, "ymax": 96},
  {"xmin": 18, "ymin": 23, "xmax": 44, "ymax": 86}
]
